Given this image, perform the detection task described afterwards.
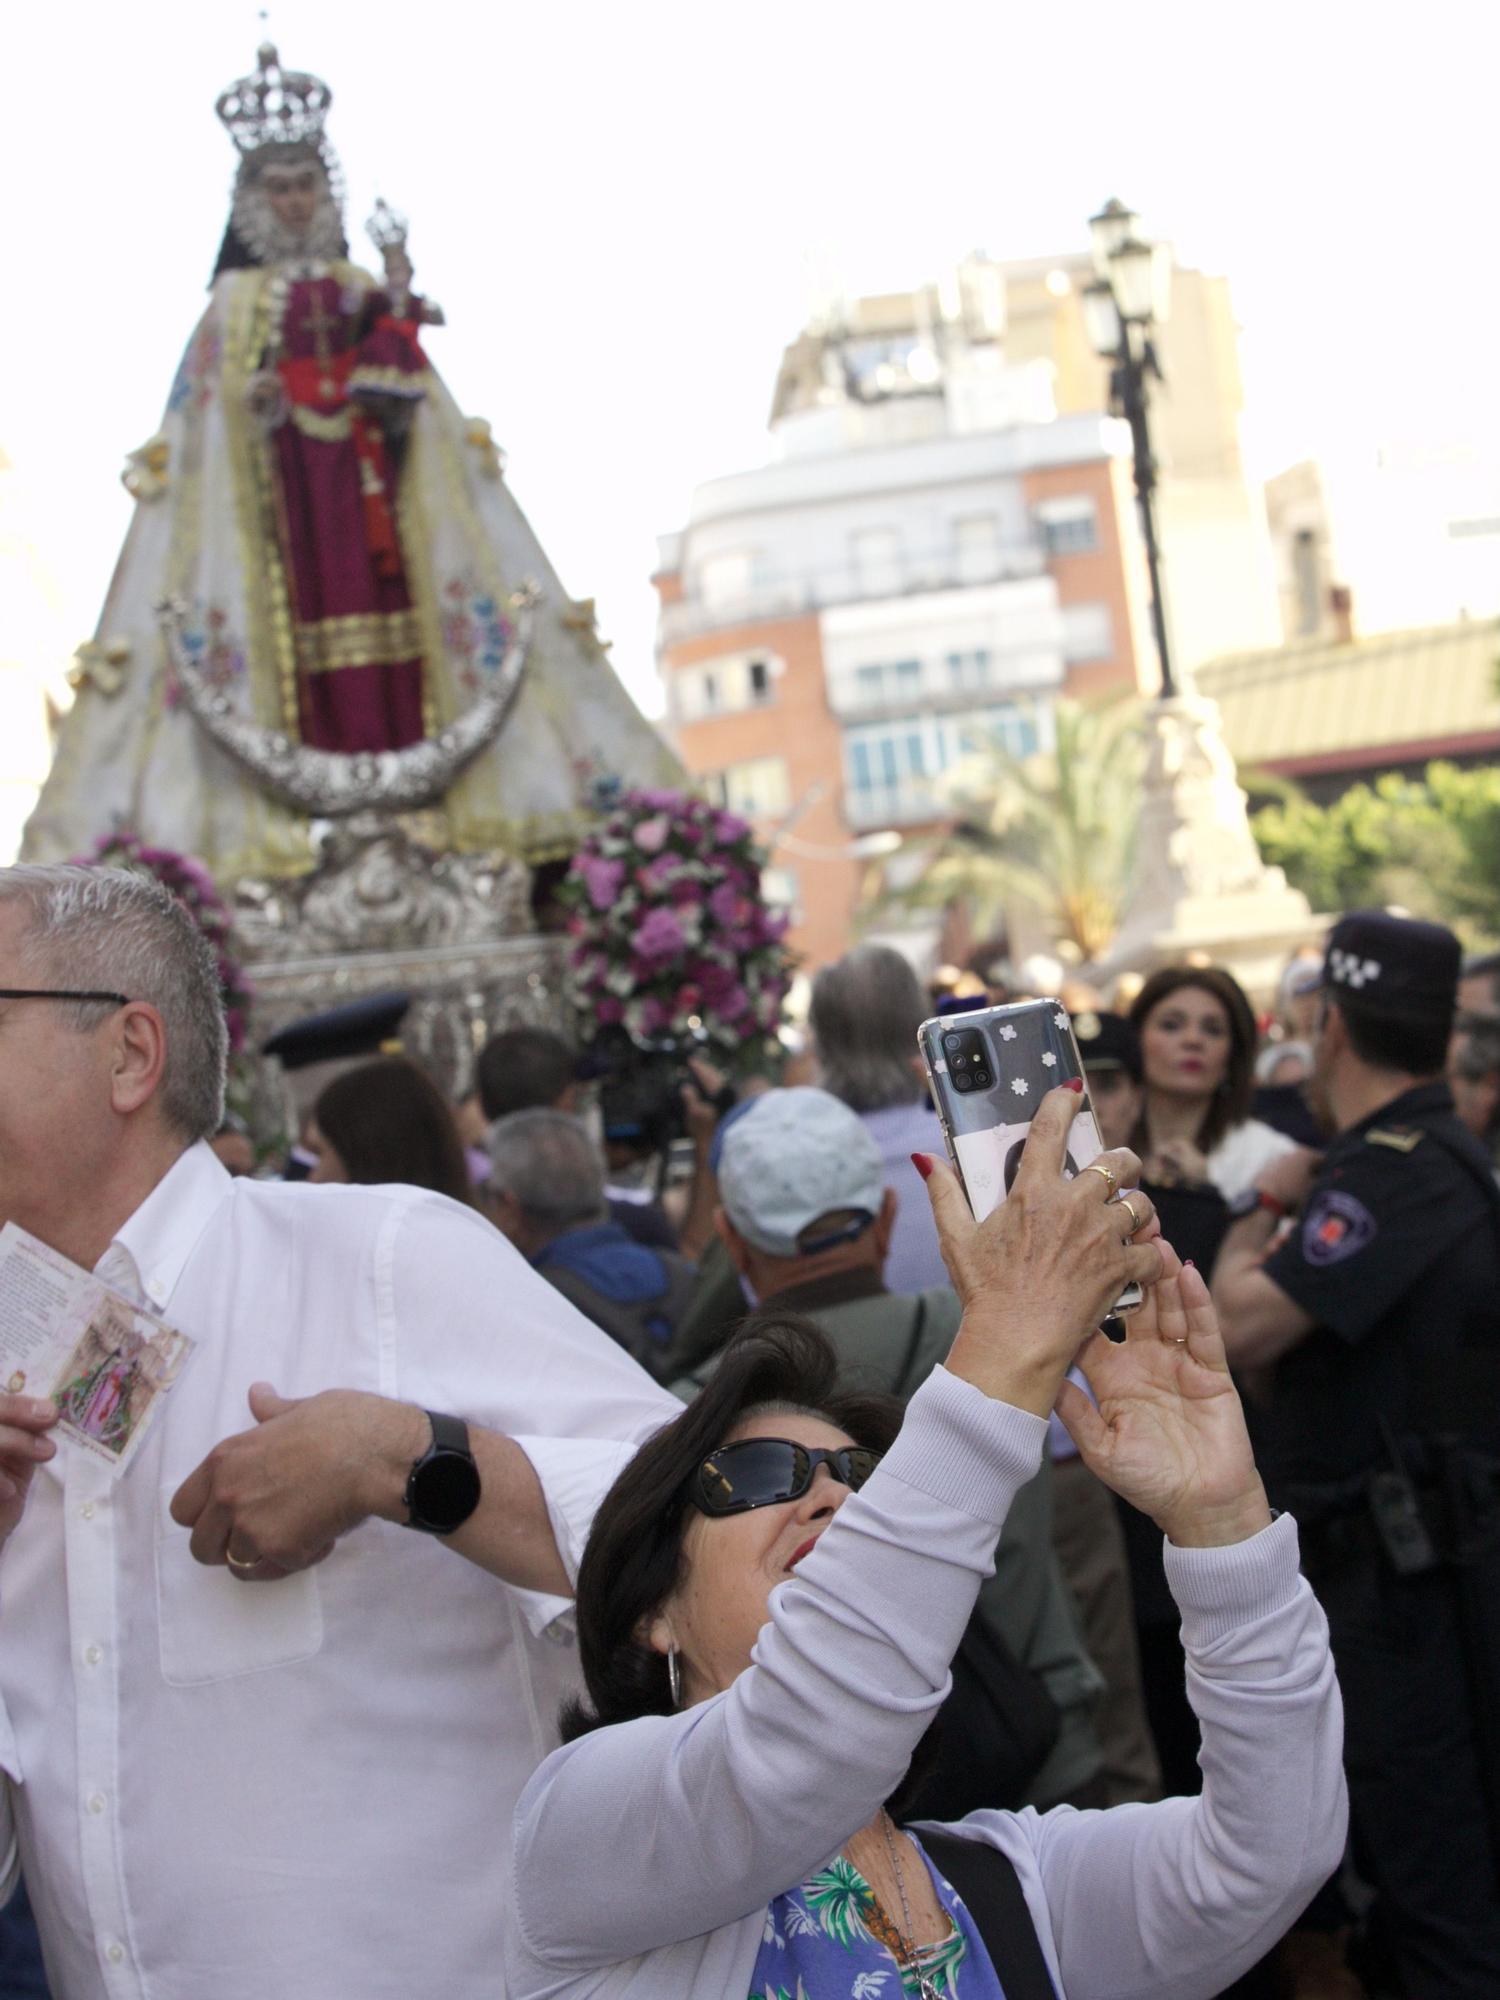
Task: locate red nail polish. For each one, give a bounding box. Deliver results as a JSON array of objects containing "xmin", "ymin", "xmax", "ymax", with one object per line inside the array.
[
  {"xmin": 1184, "ymin": 1259, "xmax": 1196, "ymax": 1269},
  {"xmin": 1065, "ymin": 1077, "xmax": 1084, "ymax": 1092},
  {"xmin": 911, "ymin": 1152, "xmax": 934, "ymax": 1180}
]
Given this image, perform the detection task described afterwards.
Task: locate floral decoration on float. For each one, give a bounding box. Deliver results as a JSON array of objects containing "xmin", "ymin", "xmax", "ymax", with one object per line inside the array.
[
  {"xmin": 74, "ymin": 831, "xmax": 255, "ymax": 1054},
  {"xmin": 560, "ymin": 787, "xmax": 793, "ymax": 1061}
]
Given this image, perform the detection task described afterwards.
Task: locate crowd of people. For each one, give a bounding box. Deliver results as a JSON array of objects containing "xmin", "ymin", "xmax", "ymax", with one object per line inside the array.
[{"xmin": 0, "ymin": 859, "xmax": 1496, "ymax": 1999}]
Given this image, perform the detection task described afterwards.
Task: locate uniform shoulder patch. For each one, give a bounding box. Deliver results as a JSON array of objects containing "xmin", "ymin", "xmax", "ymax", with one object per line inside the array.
[
  {"xmin": 1366, "ymin": 1126, "xmax": 1423, "ymax": 1153},
  {"xmin": 1301, "ymin": 1188, "xmax": 1378, "ymax": 1265}
]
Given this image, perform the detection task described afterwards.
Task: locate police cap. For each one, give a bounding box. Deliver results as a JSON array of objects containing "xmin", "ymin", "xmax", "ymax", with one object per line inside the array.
[
  {"xmin": 1317, "ymin": 910, "xmax": 1460, "ymax": 1023},
  {"xmin": 262, "ymin": 990, "xmax": 411, "ymax": 1071},
  {"xmin": 1071, "ymin": 1010, "xmax": 1143, "ymax": 1082}
]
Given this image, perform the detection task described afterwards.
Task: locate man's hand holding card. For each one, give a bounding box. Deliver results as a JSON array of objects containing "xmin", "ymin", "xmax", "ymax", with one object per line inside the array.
[{"xmin": 0, "ymin": 1222, "xmax": 196, "ymax": 1508}]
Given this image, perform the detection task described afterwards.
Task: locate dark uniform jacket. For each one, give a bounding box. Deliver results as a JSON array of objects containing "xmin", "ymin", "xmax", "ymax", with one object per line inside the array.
[{"xmin": 1261, "ymin": 1080, "xmax": 1500, "ymax": 1495}]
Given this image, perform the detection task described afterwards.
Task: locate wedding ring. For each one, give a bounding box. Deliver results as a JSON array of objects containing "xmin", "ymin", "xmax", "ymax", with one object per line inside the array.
[
  {"xmin": 1112, "ymin": 1192, "xmax": 1146, "ymax": 1236},
  {"xmin": 226, "ymin": 1549, "xmax": 260, "ymax": 1574},
  {"xmin": 1082, "ymin": 1161, "xmax": 1119, "ymax": 1197}
]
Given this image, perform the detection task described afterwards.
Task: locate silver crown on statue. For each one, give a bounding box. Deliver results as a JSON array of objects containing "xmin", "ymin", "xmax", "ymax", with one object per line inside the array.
[
  {"xmin": 216, "ymin": 43, "xmax": 333, "ymax": 156},
  {"xmin": 367, "ymin": 199, "xmax": 409, "ymax": 255}
]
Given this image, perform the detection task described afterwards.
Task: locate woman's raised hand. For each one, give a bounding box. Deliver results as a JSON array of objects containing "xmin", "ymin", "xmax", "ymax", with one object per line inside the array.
[
  {"xmin": 919, "ymin": 1084, "xmax": 1163, "ymax": 1416},
  {"xmin": 1055, "ymin": 1242, "xmax": 1272, "ymax": 1547}
]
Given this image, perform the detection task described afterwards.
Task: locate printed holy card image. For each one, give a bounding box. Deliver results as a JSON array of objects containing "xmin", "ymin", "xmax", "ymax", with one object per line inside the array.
[{"xmin": 0, "ymin": 1223, "xmax": 195, "ymax": 1478}]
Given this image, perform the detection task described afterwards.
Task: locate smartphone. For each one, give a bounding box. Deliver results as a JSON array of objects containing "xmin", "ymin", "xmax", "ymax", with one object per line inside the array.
[{"xmin": 917, "ymin": 996, "xmax": 1143, "ymax": 1316}]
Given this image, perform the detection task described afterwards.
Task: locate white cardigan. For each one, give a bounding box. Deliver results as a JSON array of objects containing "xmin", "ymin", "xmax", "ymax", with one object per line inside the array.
[{"xmin": 504, "ymin": 1368, "xmax": 1346, "ymax": 2000}]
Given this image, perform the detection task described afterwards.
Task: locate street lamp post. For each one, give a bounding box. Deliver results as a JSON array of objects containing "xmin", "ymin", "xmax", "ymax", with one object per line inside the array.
[
  {"xmin": 1083, "ymin": 199, "xmax": 1178, "ymax": 700},
  {"xmin": 1083, "ymin": 198, "xmax": 1315, "ymax": 989}
]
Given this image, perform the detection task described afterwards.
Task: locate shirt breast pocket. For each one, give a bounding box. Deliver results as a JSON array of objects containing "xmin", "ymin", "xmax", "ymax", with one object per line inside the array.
[{"xmin": 155, "ymin": 1482, "xmax": 324, "ymax": 1685}]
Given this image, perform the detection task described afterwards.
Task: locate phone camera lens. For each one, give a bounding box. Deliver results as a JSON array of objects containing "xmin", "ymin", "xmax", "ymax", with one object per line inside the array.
[
  {"xmin": 971, "ymin": 1069, "xmax": 992, "ymax": 1089},
  {"xmin": 943, "ymin": 1033, "xmax": 965, "ymax": 1055},
  {"xmin": 953, "ymin": 1072, "xmax": 973, "ymax": 1092}
]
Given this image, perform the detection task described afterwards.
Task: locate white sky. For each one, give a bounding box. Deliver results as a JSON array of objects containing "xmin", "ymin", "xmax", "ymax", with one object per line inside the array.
[{"xmin": 7, "ymin": 0, "xmax": 1500, "ymax": 728}]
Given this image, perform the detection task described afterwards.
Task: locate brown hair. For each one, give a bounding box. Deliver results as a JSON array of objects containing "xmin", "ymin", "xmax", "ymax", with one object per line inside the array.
[
  {"xmin": 560, "ymin": 1318, "xmax": 902, "ymax": 1742},
  {"xmin": 1128, "ymin": 965, "xmax": 1258, "ymax": 1156},
  {"xmin": 313, "ymin": 1056, "xmax": 474, "ymax": 1205}
]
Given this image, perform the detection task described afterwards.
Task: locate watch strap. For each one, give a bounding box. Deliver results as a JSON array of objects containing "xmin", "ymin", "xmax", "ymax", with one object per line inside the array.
[{"xmin": 425, "ymin": 1410, "xmax": 470, "ymax": 1458}]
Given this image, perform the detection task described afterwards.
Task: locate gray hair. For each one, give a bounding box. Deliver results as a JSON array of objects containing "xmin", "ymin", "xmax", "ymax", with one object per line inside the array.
[
  {"xmin": 0, "ymin": 864, "xmax": 228, "ymax": 1140},
  {"xmin": 487, "ymin": 1108, "xmax": 606, "ymax": 1235},
  {"xmin": 810, "ymin": 944, "xmax": 928, "ymax": 1112}
]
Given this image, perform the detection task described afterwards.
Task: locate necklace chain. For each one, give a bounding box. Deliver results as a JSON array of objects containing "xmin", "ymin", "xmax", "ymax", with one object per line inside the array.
[{"xmin": 876, "ymin": 1811, "xmax": 944, "ymax": 2000}]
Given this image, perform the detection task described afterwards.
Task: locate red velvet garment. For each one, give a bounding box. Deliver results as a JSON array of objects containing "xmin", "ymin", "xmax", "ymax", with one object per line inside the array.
[{"xmin": 271, "ymin": 274, "xmax": 429, "ymax": 752}]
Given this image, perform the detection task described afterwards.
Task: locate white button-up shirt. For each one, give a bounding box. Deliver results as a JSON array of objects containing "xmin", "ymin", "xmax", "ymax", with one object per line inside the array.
[{"xmin": 0, "ymin": 1143, "xmax": 678, "ymax": 1999}]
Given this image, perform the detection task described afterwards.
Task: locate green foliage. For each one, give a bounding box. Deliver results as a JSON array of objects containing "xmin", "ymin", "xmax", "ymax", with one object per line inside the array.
[
  {"xmin": 1250, "ymin": 762, "xmax": 1500, "ymax": 941},
  {"xmin": 885, "ymin": 698, "xmax": 1142, "ymax": 960}
]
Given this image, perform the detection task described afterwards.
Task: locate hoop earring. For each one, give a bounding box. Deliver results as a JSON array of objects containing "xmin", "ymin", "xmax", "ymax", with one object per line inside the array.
[{"xmin": 667, "ymin": 1646, "xmax": 682, "ymax": 1708}]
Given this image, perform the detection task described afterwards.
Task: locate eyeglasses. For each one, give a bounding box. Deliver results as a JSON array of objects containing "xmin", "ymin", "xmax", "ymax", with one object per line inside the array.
[
  {"xmin": 689, "ymin": 1437, "xmax": 883, "ymax": 1517},
  {"xmin": 0, "ymin": 988, "xmax": 129, "ymax": 1007}
]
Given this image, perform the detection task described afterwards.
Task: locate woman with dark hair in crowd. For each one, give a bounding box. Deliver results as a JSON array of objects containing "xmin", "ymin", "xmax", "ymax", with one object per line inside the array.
[
  {"xmin": 307, "ymin": 1055, "xmax": 473, "ymax": 1204},
  {"xmin": 1128, "ymin": 965, "xmax": 1297, "ymax": 1203},
  {"xmin": 502, "ymin": 1088, "xmax": 1345, "ymax": 2000}
]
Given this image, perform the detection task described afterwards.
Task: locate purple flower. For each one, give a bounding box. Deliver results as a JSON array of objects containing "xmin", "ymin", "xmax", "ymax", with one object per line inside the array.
[
  {"xmin": 595, "ymin": 996, "xmax": 625, "ymax": 1025},
  {"xmin": 633, "ymin": 814, "xmax": 671, "ymax": 855},
  {"xmin": 637, "ymin": 854, "xmax": 684, "ymax": 895},
  {"xmin": 632, "ymin": 906, "xmax": 688, "ymax": 964},
  {"xmin": 708, "ymin": 882, "xmax": 756, "ymax": 930},
  {"xmin": 579, "ymin": 854, "xmax": 626, "ymax": 910},
  {"xmin": 712, "ymin": 811, "xmax": 750, "ymax": 845}
]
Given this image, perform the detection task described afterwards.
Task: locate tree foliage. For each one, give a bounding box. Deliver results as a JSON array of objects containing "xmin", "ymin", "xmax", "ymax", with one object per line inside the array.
[
  {"xmin": 886, "ymin": 698, "xmax": 1143, "ymax": 960},
  {"xmin": 1250, "ymin": 761, "xmax": 1500, "ymax": 940}
]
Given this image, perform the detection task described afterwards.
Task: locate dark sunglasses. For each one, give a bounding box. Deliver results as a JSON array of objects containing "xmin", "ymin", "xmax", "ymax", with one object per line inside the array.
[{"xmin": 689, "ymin": 1437, "xmax": 883, "ymax": 1517}]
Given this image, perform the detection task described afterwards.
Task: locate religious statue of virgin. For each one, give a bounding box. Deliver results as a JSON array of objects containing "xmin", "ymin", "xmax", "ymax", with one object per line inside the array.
[{"xmin": 25, "ymin": 45, "xmax": 676, "ymax": 880}]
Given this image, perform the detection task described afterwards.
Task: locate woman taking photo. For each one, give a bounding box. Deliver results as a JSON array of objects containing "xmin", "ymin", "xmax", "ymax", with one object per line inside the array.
[
  {"xmin": 503, "ymin": 1087, "xmax": 1345, "ymax": 2000},
  {"xmin": 1128, "ymin": 965, "xmax": 1297, "ymax": 1203}
]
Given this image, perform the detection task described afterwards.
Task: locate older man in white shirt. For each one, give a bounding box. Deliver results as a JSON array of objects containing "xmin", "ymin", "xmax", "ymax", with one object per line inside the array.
[{"xmin": 0, "ymin": 864, "xmax": 678, "ymax": 2000}]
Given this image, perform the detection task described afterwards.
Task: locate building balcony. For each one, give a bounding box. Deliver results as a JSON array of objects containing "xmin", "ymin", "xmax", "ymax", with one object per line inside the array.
[
  {"xmin": 843, "ymin": 782, "xmax": 949, "ymax": 830},
  {"xmin": 825, "ymin": 659, "xmax": 1061, "ymax": 721},
  {"xmin": 657, "ymin": 542, "xmax": 1048, "ymax": 649}
]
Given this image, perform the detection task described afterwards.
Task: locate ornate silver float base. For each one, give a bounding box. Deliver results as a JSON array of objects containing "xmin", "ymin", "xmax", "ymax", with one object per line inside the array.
[{"xmin": 230, "ymin": 812, "xmax": 572, "ymax": 1139}]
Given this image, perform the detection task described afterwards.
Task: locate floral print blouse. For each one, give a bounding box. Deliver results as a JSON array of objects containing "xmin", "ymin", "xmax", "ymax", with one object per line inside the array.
[{"xmin": 748, "ymin": 1836, "xmax": 1009, "ymax": 1999}]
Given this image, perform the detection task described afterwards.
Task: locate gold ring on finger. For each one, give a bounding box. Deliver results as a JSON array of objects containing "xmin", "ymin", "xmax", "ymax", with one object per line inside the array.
[
  {"xmin": 226, "ymin": 1549, "xmax": 259, "ymax": 1574},
  {"xmin": 1112, "ymin": 1192, "xmax": 1146, "ymax": 1236},
  {"xmin": 1081, "ymin": 1161, "xmax": 1119, "ymax": 1197}
]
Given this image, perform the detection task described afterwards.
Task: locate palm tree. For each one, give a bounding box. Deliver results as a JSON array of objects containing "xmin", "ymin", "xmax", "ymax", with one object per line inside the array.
[{"xmin": 889, "ymin": 697, "xmax": 1143, "ymax": 963}]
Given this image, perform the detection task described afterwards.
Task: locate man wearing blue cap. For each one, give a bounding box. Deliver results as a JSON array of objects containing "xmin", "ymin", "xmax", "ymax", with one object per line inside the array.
[{"xmin": 1213, "ymin": 910, "xmax": 1500, "ymax": 1996}]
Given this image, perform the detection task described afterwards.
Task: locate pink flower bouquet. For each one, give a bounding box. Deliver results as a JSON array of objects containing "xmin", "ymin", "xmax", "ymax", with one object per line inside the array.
[{"xmin": 561, "ymin": 789, "xmax": 793, "ymax": 1058}]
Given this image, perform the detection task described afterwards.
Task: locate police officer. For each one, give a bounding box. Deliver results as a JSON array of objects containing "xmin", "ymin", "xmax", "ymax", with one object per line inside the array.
[{"xmin": 1213, "ymin": 911, "xmax": 1500, "ymax": 1998}]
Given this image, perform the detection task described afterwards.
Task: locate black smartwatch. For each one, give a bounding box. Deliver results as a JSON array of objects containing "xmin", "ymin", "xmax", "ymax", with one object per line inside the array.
[{"xmin": 403, "ymin": 1411, "xmax": 482, "ymax": 1535}]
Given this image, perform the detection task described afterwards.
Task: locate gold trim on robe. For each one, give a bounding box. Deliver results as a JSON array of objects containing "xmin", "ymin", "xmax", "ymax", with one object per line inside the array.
[
  {"xmin": 348, "ymin": 364, "xmax": 431, "ymax": 399},
  {"xmin": 293, "ymin": 608, "xmax": 426, "ymax": 674},
  {"xmin": 289, "ymin": 404, "xmax": 355, "ymax": 442}
]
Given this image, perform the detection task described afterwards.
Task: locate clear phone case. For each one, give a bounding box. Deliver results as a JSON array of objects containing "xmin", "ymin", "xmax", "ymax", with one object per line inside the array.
[{"xmin": 918, "ymin": 996, "xmax": 1142, "ymax": 1314}]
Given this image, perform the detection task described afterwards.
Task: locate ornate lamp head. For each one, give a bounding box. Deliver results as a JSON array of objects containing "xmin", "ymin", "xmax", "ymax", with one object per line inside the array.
[{"xmin": 216, "ymin": 43, "xmax": 333, "ymax": 158}]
